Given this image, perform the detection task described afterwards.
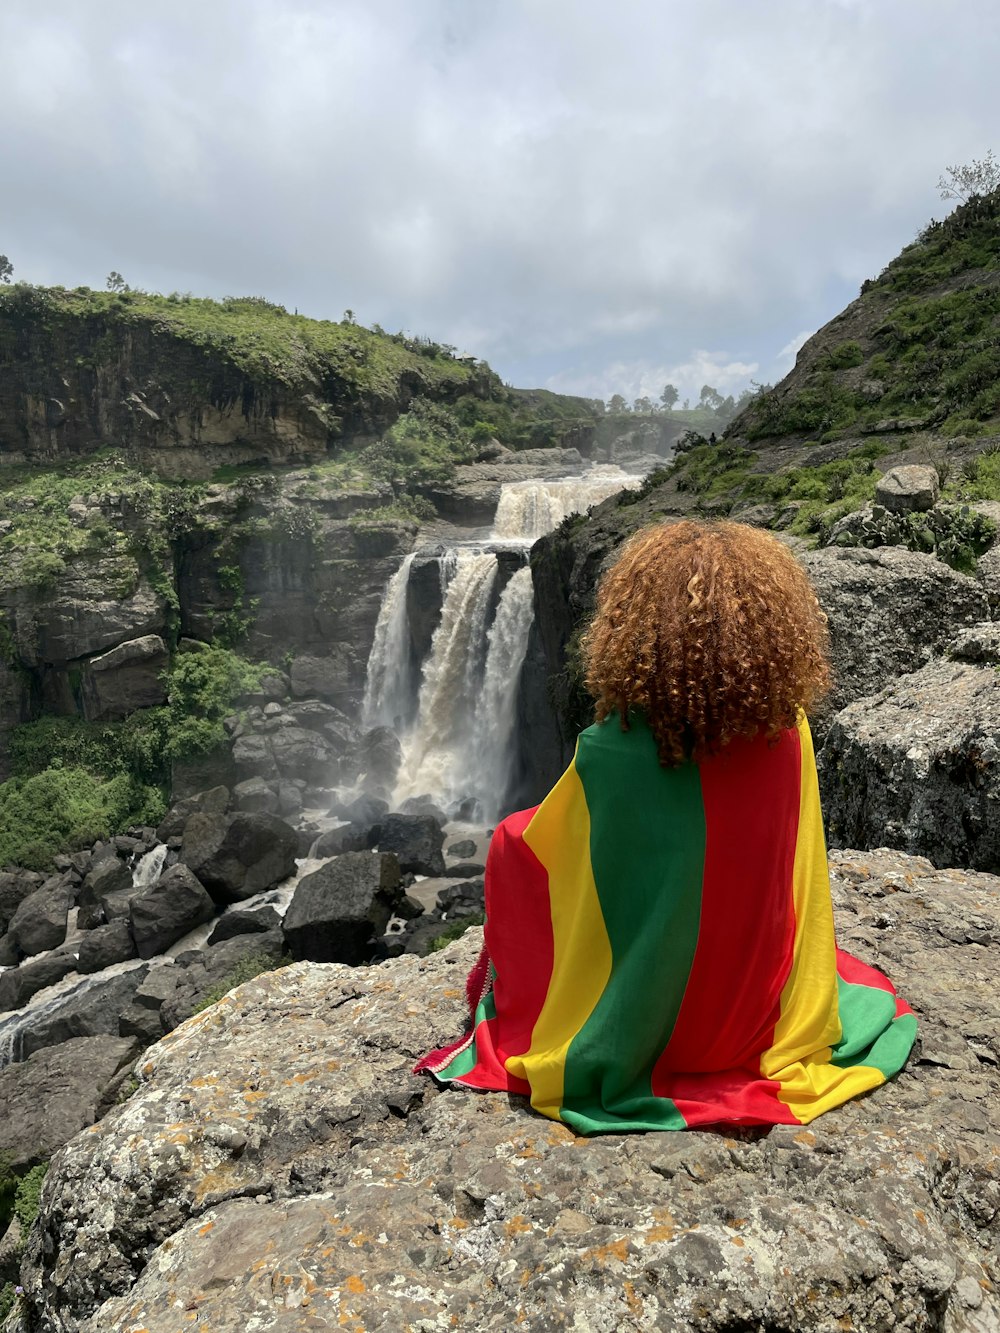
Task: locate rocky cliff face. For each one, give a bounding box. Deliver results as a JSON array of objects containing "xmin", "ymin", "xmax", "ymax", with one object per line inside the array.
[{"xmin": 10, "ymin": 848, "xmax": 1000, "ymax": 1332}]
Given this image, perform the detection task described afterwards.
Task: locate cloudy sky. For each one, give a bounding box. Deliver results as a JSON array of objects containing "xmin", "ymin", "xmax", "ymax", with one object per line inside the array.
[{"xmin": 1, "ymin": 1, "xmax": 996, "ymax": 404}]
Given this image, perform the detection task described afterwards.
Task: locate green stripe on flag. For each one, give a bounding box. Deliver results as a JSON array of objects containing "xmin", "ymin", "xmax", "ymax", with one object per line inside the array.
[
  {"xmin": 436, "ymin": 990, "xmax": 497, "ymax": 1082},
  {"xmin": 559, "ymin": 713, "xmax": 705, "ymax": 1133},
  {"xmin": 831, "ymin": 977, "xmax": 916, "ymax": 1080}
]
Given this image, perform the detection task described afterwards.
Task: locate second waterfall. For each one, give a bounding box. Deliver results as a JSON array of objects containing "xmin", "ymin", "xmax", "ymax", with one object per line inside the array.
[{"xmin": 363, "ymin": 466, "xmax": 641, "ymax": 822}]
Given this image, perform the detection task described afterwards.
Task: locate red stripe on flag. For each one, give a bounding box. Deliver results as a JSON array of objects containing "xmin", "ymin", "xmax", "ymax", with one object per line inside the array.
[
  {"xmin": 836, "ymin": 947, "xmax": 915, "ymax": 1018},
  {"xmin": 652, "ymin": 729, "xmax": 800, "ymax": 1089},
  {"xmin": 484, "ymin": 805, "xmax": 556, "ymax": 1071}
]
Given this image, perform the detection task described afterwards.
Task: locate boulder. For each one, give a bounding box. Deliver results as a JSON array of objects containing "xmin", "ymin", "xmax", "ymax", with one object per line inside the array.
[
  {"xmin": 268, "ymin": 725, "xmax": 337, "ymax": 785},
  {"xmin": 77, "ymin": 920, "xmax": 138, "ymax": 974},
  {"xmin": 0, "ymin": 948, "xmax": 77, "ymax": 1014},
  {"xmin": 230, "ymin": 732, "xmax": 278, "ymax": 783},
  {"xmin": 436, "ymin": 879, "xmax": 485, "ymax": 917},
  {"xmin": 444, "ymin": 861, "xmax": 487, "ymax": 878},
  {"xmin": 801, "ymin": 544, "xmax": 988, "ymax": 720},
  {"xmin": 308, "ymin": 824, "xmax": 371, "ymax": 858},
  {"xmin": 159, "ymin": 929, "xmax": 287, "ymax": 1031},
  {"xmin": 206, "ymin": 905, "xmax": 281, "ymax": 946},
  {"xmin": 354, "ymin": 726, "xmax": 402, "ymax": 796},
  {"xmin": 283, "ymin": 852, "xmax": 402, "ymax": 964},
  {"xmin": 874, "ymin": 464, "xmax": 940, "ymax": 513},
  {"xmin": 396, "ymin": 795, "xmax": 448, "ymax": 826},
  {"xmin": 232, "ymin": 776, "xmax": 279, "ymax": 814},
  {"xmin": 155, "ymin": 785, "xmax": 231, "ymax": 842},
  {"xmin": 0, "ymin": 868, "xmax": 44, "ymax": 935},
  {"xmin": 0, "ymin": 1035, "xmax": 138, "ymax": 1172},
  {"xmin": 10, "ymin": 964, "xmax": 148, "ymax": 1064},
  {"xmin": 948, "ymin": 619, "xmax": 1000, "ymax": 665},
  {"xmin": 6, "ymin": 878, "xmax": 74, "ymax": 958},
  {"xmin": 446, "ymin": 838, "xmax": 478, "ymax": 860},
  {"xmin": 179, "ymin": 811, "xmax": 299, "ymax": 904},
  {"xmin": 129, "ymin": 865, "xmax": 216, "ymax": 959},
  {"xmin": 275, "ymin": 780, "xmax": 303, "ymax": 818},
  {"xmin": 376, "ymin": 813, "xmax": 446, "ymax": 877},
  {"xmin": 80, "ymin": 634, "xmax": 169, "ymax": 721},
  {"xmin": 330, "ymin": 793, "xmax": 389, "ymax": 826},
  {"xmin": 819, "ymin": 657, "xmax": 1000, "ymax": 871},
  {"xmin": 77, "ymin": 856, "xmax": 134, "ymax": 930},
  {"xmin": 19, "ymin": 849, "xmax": 1000, "ymax": 1332},
  {"xmin": 118, "ymin": 965, "xmax": 181, "ymax": 1044}
]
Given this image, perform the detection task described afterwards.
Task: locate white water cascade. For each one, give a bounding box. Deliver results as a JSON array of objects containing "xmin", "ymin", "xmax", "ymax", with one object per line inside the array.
[
  {"xmin": 360, "ymin": 463, "xmax": 642, "ymax": 821},
  {"xmin": 493, "ymin": 464, "xmax": 640, "ymax": 542},
  {"xmin": 362, "ymin": 552, "xmax": 417, "ymax": 730}
]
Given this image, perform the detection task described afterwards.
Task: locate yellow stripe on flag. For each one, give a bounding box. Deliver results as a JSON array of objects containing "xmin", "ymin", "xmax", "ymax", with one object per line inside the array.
[
  {"xmin": 761, "ymin": 716, "xmax": 884, "ymax": 1120},
  {"xmin": 504, "ymin": 749, "xmax": 613, "ymax": 1121}
]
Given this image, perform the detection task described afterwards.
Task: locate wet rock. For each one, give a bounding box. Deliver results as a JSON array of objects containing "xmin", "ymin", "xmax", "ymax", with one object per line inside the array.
[
  {"xmin": 308, "ymin": 824, "xmax": 371, "ymax": 858},
  {"xmin": 329, "ymin": 793, "xmax": 389, "ymax": 826},
  {"xmin": 230, "ymin": 732, "xmax": 278, "ymax": 783},
  {"xmin": 80, "ymin": 634, "xmax": 169, "ymax": 721},
  {"xmin": 376, "ymin": 813, "xmax": 446, "ymax": 877},
  {"xmin": 0, "ymin": 868, "xmax": 45, "ymax": 935},
  {"xmin": 275, "ymin": 780, "xmax": 303, "ymax": 818},
  {"xmin": 77, "ymin": 856, "xmax": 133, "ymax": 930},
  {"xmin": 76, "ymin": 920, "xmax": 137, "ymax": 974},
  {"xmin": 445, "ymin": 861, "xmax": 487, "ymax": 878},
  {"xmin": 436, "ymin": 879, "xmax": 485, "ymax": 917},
  {"xmin": 0, "ymin": 1035, "xmax": 138, "ymax": 1173},
  {"xmin": 129, "ymin": 865, "xmax": 216, "ymax": 960},
  {"xmin": 179, "ymin": 811, "xmax": 298, "ymax": 904},
  {"xmin": 819, "ymin": 657, "xmax": 1000, "ymax": 871},
  {"xmin": 446, "ymin": 838, "xmax": 478, "ymax": 860},
  {"xmin": 289, "ymin": 651, "xmax": 350, "ymax": 702},
  {"xmin": 875, "ymin": 464, "xmax": 940, "ymax": 513},
  {"xmin": 397, "ymin": 795, "xmax": 448, "ymax": 826},
  {"xmin": 353, "ymin": 726, "xmax": 402, "ymax": 796},
  {"xmin": 6, "ymin": 878, "xmax": 75, "ymax": 958},
  {"xmin": 14, "ymin": 965, "xmax": 148, "ymax": 1064},
  {"xmin": 118, "ymin": 966, "xmax": 181, "ymax": 1043},
  {"xmin": 155, "ymin": 785, "xmax": 231, "ymax": 842},
  {"xmin": 283, "ymin": 852, "xmax": 402, "ymax": 964},
  {"xmin": 21, "ymin": 848, "xmax": 1000, "ymax": 1332},
  {"xmin": 0, "ymin": 948, "xmax": 77, "ymax": 1013},
  {"xmin": 207, "ymin": 905, "xmax": 281, "ymax": 946},
  {"xmin": 232, "ymin": 776, "xmax": 279, "ymax": 814}
]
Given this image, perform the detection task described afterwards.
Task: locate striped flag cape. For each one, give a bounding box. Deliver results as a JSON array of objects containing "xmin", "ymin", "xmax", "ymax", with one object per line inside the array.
[{"xmin": 417, "ymin": 712, "xmax": 916, "ymax": 1135}]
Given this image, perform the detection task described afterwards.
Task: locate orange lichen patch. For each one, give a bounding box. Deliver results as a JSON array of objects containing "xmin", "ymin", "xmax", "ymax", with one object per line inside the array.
[
  {"xmin": 243, "ymin": 1090, "xmax": 269, "ymax": 1103},
  {"xmin": 284, "ymin": 1071, "xmax": 320, "ymax": 1086},
  {"xmin": 731, "ymin": 1236, "xmax": 746, "ymax": 1248},
  {"xmin": 325, "ymin": 1060, "xmax": 342, "ymax": 1072},
  {"xmin": 142, "ymin": 1062, "xmax": 155, "ymax": 1076},
  {"xmin": 515, "ymin": 1144, "xmax": 541, "ymax": 1160},
  {"xmin": 192, "ymin": 1166, "xmax": 240, "ymax": 1203},
  {"xmin": 190, "ymin": 1076, "xmax": 221, "ymax": 1089},
  {"xmin": 197, "ymin": 1222, "xmax": 215, "ymax": 1236},
  {"xmin": 343, "ymin": 1275, "xmax": 367, "ymax": 1294},
  {"xmin": 643, "ymin": 1225, "xmax": 676, "ymax": 1244},
  {"xmin": 914, "ymin": 1210, "xmax": 928, "ymax": 1226},
  {"xmin": 854, "ymin": 1216, "xmax": 870, "ymax": 1229},
  {"xmin": 585, "ymin": 1238, "xmax": 630, "ymax": 1265},
  {"xmin": 504, "ymin": 1216, "xmax": 534, "ymax": 1237},
  {"xmin": 623, "ymin": 1279, "xmax": 643, "ymax": 1316},
  {"xmin": 838, "ymin": 1317, "xmax": 855, "ymax": 1330},
  {"xmin": 349, "ymin": 1233, "xmax": 374, "ymax": 1248},
  {"xmin": 794, "ymin": 1130, "xmax": 817, "ymax": 1148},
  {"xmin": 447, "ymin": 1216, "xmax": 469, "ymax": 1230}
]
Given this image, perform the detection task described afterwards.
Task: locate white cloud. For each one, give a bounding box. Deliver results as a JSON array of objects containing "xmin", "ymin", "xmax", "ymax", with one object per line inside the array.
[
  {"xmin": 0, "ymin": 0, "xmax": 997, "ymax": 395},
  {"xmin": 546, "ymin": 350, "xmax": 759, "ymax": 405},
  {"xmin": 777, "ymin": 331, "xmax": 815, "ymax": 363}
]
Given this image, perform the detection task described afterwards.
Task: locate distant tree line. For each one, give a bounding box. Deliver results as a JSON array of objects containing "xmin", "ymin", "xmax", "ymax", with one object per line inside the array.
[{"xmin": 603, "ymin": 382, "xmax": 756, "ymax": 427}]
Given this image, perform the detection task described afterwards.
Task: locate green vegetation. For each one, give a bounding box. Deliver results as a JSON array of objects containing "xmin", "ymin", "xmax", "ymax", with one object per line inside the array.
[
  {"xmin": 193, "ymin": 951, "xmax": 293, "ymax": 1013},
  {"xmin": 428, "ymin": 912, "xmax": 486, "ymax": 952},
  {"xmin": 742, "ymin": 191, "xmax": 1000, "ymax": 446},
  {"xmin": 0, "ymin": 1154, "xmax": 48, "ymax": 1243},
  {"xmin": 1, "ymin": 646, "xmax": 261, "ymax": 869}
]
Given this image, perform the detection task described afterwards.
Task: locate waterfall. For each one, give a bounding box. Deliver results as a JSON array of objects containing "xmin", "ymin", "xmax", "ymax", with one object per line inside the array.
[
  {"xmin": 393, "ymin": 551, "xmax": 499, "ymax": 808},
  {"xmin": 132, "ymin": 843, "xmax": 168, "ymax": 889},
  {"xmin": 359, "ymin": 463, "xmax": 643, "ymax": 821},
  {"xmin": 362, "ymin": 552, "xmax": 417, "ymax": 730},
  {"xmin": 0, "ymin": 959, "xmax": 147, "ymax": 1070},
  {"xmin": 492, "ymin": 465, "xmax": 640, "ymax": 541},
  {"xmin": 467, "ymin": 566, "xmax": 536, "ymax": 821}
]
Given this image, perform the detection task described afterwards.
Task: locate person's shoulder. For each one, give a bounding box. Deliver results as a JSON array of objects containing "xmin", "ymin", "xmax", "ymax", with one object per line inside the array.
[{"xmin": 577, "ymin": 709, "xmax": 654, "ymax": 754}]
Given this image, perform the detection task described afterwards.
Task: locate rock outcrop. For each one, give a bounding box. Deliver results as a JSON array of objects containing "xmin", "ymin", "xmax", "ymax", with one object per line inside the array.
[
  {"xmin": 12, "ymin": 849, "xmax": 1000, "ymax": 1331},
  {"xmin": 819, "ymin": 654, "xmax": 1000, "ymax": 872}
]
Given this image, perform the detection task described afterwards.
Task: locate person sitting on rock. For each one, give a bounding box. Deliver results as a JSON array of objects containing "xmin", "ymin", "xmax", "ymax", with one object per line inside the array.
[{"xmin": 418, "ymin": 520, "xmax": 917, "ymax": 1134}]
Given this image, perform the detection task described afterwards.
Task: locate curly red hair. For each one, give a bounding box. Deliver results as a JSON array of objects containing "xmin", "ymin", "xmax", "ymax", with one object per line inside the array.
[{"xmin": 580, "ymin": 520, "xmax": 831, "ymax": 766}]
